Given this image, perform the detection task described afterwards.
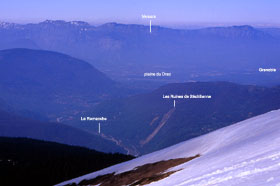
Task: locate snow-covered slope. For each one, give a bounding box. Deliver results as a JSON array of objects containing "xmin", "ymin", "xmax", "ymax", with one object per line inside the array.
[{"xmin": 56, "ymin": 109, "xmax": 280, "ymax": 186}]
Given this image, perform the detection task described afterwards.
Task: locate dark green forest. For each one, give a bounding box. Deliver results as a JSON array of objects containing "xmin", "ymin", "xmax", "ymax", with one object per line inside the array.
[{"xmin": 0, "ymin": 137, "xmax": 134, "ymax": 186}]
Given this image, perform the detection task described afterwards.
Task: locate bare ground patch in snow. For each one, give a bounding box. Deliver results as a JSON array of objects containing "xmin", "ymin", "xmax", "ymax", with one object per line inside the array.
[{"xmin": 65, "ymin": 154, "xmax": 200, "ymax": 186}]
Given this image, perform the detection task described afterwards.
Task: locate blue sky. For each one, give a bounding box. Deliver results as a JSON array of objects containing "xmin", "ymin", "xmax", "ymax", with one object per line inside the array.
[{"xmin": 0, "ymin": 0, "xmax": 279, "ymax": 26}]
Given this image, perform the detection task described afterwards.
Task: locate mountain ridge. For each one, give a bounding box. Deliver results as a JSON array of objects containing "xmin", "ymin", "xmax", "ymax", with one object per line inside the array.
[
  {"xmin": 1, "ymin": 20, "xmax": 279, "ymax": 85},
  {"xmin": 0, "ymin": 106, "xmax": 127, "ymax": 153},
  {"xmin": 79, "ymin": 81, "xmax": 280, "ymax": 155},
  {"xmin": 0, "ymin": 48, "xmax": 118, "ymax": 121}
]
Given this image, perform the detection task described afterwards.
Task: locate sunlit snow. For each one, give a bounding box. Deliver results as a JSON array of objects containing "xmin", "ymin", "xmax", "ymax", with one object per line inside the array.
[{"xmin": 57, "ymin": 109, "xmax": 280, "ymax": 186}]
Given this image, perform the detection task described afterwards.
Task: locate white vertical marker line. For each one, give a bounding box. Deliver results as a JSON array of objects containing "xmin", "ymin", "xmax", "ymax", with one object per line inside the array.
[
  {"xmin": 174, "ymin": 100, "xmax": 176, "ymax": 108},
  {"xmin": 98, "ymin": 123, "xmax": 101, "ymax": 134},
  {"xmin": 150, "ymin": 20, "xmax": 152, "ymax": 33}
]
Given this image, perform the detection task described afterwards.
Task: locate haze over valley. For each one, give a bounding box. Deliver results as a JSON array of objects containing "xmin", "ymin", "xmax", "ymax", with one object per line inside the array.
[{"xmin": 1, "ymin": 0, "xmax": 280, "ymax": 185}]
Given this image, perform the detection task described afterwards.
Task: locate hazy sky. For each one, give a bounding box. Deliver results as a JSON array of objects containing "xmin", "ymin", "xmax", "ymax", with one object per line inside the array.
[{"xmin": 0, "ymin": 0, "xmax": 279, "ymax": 26}]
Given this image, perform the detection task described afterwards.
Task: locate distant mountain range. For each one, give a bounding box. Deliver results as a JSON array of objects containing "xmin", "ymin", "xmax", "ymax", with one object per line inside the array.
[
  {"xmin": 0, "ymin": 20, "xmax": 279, "ymax": 85},
  {"xmin": 79, "ymin": 82, "xmax": 280, "ymax": 155}
]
